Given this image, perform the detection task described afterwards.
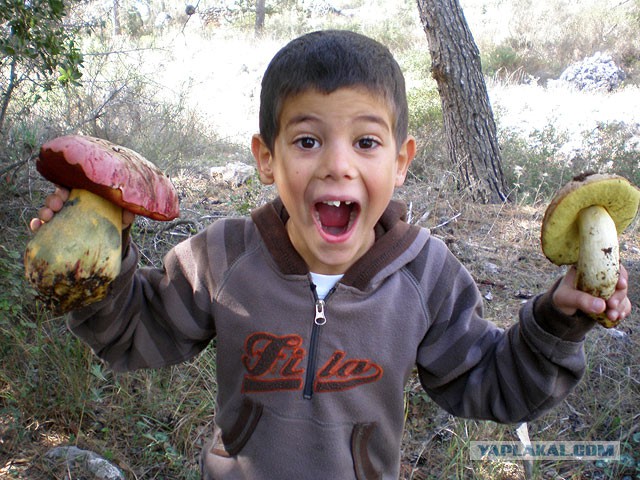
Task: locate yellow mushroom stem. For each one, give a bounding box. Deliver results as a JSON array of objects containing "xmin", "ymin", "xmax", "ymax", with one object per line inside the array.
[
  {"xmin": 24, "ymin": 189, "xmax": 123, "ymax": 314},
  {"xmin": 575, "ymin": 205, "xmax": 619, "ymax": 327}
]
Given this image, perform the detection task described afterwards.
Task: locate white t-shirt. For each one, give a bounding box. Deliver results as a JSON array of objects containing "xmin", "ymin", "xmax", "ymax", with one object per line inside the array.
[{"xmin": 309, "ymin": 272, "xmax": 343, "ymax": 299}]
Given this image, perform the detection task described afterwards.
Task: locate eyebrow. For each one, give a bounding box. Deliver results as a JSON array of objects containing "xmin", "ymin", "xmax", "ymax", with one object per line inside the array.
[{"xmin": 284, "ymin": 113, "xmax": 392, "ymax": 131}]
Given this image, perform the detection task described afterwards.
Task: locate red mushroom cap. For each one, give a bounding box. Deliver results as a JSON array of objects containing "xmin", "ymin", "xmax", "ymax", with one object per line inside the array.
[{"xmin": 37, "ymin": 135, "xmax": 179, "ymax": 221}]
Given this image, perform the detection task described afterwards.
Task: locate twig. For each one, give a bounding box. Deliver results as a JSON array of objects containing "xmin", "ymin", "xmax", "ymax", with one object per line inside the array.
[
  {"xmin": 433, "ymin": 212, "xmax": 461, "ymax": 230},
  {"xmin": 83, "ymin": 47, "xmax": 170, "ymax": 57},
  {"xmin": 76, "ymin": 84, "xmax": 126, "ymax": 128},
  {"xmin": 516, "ymin": 423, "xmax": 534, "ymax": 480},
  {"xmin": 156, "ymin": 218, "xmax": 199, "ymax": 233},
  {"xmin": 415, "ymin": 210, "xmax": 431, "ymax": 225},
  {"xmin": 0, "ymin": 153, "xmax": 36, "ymax": 177}
]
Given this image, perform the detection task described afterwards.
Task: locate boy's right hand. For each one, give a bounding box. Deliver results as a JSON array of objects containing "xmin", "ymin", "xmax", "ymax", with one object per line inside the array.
[{"xmin": 29, "ymin": 187, "xmax": 136, "ymax": 232}]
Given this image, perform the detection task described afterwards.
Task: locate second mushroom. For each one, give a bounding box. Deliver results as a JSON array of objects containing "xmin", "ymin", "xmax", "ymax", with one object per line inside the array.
[{"xmin": 541, "ymin": 172, "xmax": 640, "ymax": 328}]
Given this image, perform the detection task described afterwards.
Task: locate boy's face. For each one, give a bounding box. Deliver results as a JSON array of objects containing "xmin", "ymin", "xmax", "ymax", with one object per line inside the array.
[{"xmin": 252, "ymin": 87, "xmax": 416, "ymax": 275}]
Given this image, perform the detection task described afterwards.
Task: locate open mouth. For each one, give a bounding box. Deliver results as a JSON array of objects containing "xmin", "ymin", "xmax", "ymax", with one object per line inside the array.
[{"xmin": 314, "ymin": 200, "xmax": 359, "ymax": 237}]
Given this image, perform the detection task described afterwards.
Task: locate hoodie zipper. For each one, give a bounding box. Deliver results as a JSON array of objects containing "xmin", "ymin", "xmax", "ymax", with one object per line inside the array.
[{"xmin": 303, "ymin": 283, "xmax": 334, "ymax": 400}]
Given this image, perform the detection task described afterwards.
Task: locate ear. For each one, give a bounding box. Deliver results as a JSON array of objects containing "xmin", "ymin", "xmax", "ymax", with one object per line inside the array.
[
  {"xmin": 251, "ymin": 134, "xmax": 275, "ymax": 185},
  {"xmin": 394, "ymin": 135, "xmax": 416, "ymax": 187}
]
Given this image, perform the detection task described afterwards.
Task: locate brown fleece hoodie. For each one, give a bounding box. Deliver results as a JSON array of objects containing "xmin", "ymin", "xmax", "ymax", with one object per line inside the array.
[{"xmin": 69, "ymin": 198, "xmax": 594, "ymax": 479}]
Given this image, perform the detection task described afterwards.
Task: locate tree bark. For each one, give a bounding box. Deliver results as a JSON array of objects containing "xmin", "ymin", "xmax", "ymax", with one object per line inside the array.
[
  {"xmin": 0, "ymin": 56, "xmax": 17, "ymax": 136},
  {"xmin": 255, "ymin": 0, "xmax": 266, "ymax": 37},
  {"xmin": 112, "ymin": 0, "xmax": 121, "ymax": 36},
  {"xmin": 417, "ymin": 0, "xmax": 508, "ymax": 203}
]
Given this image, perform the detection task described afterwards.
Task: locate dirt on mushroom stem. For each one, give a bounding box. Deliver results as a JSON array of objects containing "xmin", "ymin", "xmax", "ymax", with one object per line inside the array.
[
  {"xmin": 26, "ymin": 256, "xmax": 118, "ymax": 314},
  {"xmin": 24, "ymin": 189, "xmax": 124, "ymax": 313}
]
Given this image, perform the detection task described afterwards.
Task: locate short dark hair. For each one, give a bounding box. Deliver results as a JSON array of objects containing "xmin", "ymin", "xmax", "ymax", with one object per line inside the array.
[{"xmin": 258, "ymin": 30, "xmax": 408, "ymax": 152}]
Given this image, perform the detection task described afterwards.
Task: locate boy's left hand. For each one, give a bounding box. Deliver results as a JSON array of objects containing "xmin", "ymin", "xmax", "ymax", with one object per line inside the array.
[{"xmin": 553, "ymin": 264, "xmax": 631, "ymax": 324}]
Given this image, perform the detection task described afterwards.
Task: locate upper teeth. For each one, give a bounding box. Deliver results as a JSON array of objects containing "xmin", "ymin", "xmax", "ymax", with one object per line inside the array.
[{"xmin": 324, "ymin": 200, "xmax": 352, "ymax": 207}]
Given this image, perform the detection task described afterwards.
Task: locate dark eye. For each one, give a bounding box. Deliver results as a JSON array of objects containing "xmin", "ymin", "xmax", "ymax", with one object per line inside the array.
[
  {"xmin": 296, "ymin": 137, "xmax": 319, "ymax": 149},
  {"xmin": 356, "ymin": 137, "xmax": 379, "ymax": 149}
]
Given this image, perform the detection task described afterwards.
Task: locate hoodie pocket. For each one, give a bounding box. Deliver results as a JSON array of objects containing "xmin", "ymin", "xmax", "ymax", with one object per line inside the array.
[
  {"xmin": 205, "ymin": 401, "xmax": 383, "ymax": 479},
  {"xmin": 352, "ymin": 422, "xmax": 381, "ymax": 480},
  {"xmin": 211, "ymin": 396, "xmax": 263, "ymax": 457}
]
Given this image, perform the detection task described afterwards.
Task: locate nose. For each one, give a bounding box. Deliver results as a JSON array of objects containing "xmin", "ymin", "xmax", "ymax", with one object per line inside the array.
[{"xmin": 319, "ymin": 140, "xmax": 357, "ymax": 180}]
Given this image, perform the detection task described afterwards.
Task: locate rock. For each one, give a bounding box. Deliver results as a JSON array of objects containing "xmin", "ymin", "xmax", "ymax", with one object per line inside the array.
[
  {"xmin": 210, "ymin": 162, "xmax": 255, "ymax": 186},
  {"xmin": 484, "ymin": 261, "xmax": 499, "ymax": 274},
  {"xmin": 300, "ymin": 0, "xmax": 343, "ymax": 16},
  {"xmin": 559, "ymin": 52, "xmax": 625, "ymax": 91},
  {"xmin": 605, "ymin": 328, "xmax": 629, "ymax": 340},
  {"xmin": 45, "ymin": 446, "xmax": 124, "ymax": 480}
]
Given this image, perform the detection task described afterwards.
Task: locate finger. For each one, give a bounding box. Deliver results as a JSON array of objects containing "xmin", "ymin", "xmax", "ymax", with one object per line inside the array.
[
  {"xmin": 122, "ymin": 210, "xmax": 135, "ymax": 229},
  {"xmin": 38, "ymin": 206, "xmax": 54, "ymax": 223},
  {"xmin": 30, "ymin": 217, "xmax": 43, "ymax": 232},
  {"xmin": 616, "ymin": 264, "xmax": 628, "ymax": 289},
  {"xmin": 608, "ymin": 295, "xmax": 631, "ymax": 319},
  {"xmin": 54, "ymin": 186, "xmax": 70, "ymax": 201},
  {"xmin": 621, "ymin": 296, "xmax": 632, "ymax": 317},
  {"xmin": 564, "ymin": 265, "xmax": 578, "ymax": 282},
  {"xmin": 606, "ymin": 267, "xmax": 629, "ymax": 308},
  {"xmin": 580, "ymin": 293, "xmax": 607, "ymax": 316},
  {"xmin": 619, "ymin": 263, "xmax": 628, "ymax": 277},
  {"xmin": 45, "ymin": 193, "xmax": 65, "ymax": 212},
  {"xmin": 556, "ymin": 281, "xmax": 606, "ymax": 315},
  {"xmin": 552, "ymin": 267, "xmax": 583, "ymax": 315},
  {"xmin": 605, "ymin": 304, "xmax": 627, "ymax": 325}
]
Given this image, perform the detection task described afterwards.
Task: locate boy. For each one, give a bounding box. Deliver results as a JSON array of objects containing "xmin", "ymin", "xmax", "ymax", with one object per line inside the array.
[{"xmin": 32, "ymin": 30, "xmax": 630, "ymax": 479}]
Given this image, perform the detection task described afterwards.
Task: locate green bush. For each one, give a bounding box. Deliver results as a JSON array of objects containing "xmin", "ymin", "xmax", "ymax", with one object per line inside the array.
[
  {"xmin": 0, "ymin": 244, "xmax": 30, "ymax": 318},
  {"xmin": 499, "ymin": 120, "xmax": 640, "ymax": 204},
  {"xmin": 482, "ymin": 43, "xmax": 524, "ymax": 77},
  {"xmin": 0, "ymin": 0, "xmax": 83, "ymax": 134},
  {"xmin": 571, "ymin": 121, "xmax": 640, "ymax": 187},
  {"xmin": 406, "ymin": 83, "xmax": 449, "ymax": 183},
  {"xmin": 499, "ymin": 124, "xmax": 573, "ymax": 204},
  {"xmin": 407, "ymin": 84, "xmax": 442, "ymax": 134}
]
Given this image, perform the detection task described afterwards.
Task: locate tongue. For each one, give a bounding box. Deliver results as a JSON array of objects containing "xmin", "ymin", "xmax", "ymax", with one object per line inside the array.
[{"xmin": 316, "ymin": 203, "xmax": 351, "ymax": 228}]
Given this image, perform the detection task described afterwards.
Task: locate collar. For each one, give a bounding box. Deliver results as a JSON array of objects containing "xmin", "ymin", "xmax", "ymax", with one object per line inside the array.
[{"xmin": 251, "ymin": 197, "xmax": 421, "ymax": 289}]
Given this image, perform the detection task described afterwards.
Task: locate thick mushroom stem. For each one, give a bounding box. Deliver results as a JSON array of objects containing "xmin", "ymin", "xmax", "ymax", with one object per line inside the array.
[
  {"xmin": 24, "ymin": 189, "xmax": 123, "ymax": 314},
  {"xmin": 576, "ymin": 205, "xmax": 619, "ymax": 325}
]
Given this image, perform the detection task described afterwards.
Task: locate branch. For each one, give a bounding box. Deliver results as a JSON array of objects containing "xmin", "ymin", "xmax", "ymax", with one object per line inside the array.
[
  {"xmin": 75, "ymin": 84, "xmax": 126, "ymax": 129},
  {"xmin": 0, "ymin": 56, "xmax": 18, "ymax": 134},
  {"xmin": 432, "ymin": 212, "xmax": 461, "ymax": 230},
  {"xmin": 0, "ymin": 153, "xmax": 36, "ymax": 177}
]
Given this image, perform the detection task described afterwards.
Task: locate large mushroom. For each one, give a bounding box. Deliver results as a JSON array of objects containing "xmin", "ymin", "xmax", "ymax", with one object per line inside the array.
[
  {"xmin": 24, "ymin": 135, "xmax": 179, "ymax": 313},
  {"xmin": 541, "ymin": 172, "xmax": 640, "ymax": 328}
]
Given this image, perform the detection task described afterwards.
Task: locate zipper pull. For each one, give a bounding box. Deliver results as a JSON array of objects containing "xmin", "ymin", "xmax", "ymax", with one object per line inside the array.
[{"xmin": 314, "ymin": 299, "xmax": 327, "ymax": 325}]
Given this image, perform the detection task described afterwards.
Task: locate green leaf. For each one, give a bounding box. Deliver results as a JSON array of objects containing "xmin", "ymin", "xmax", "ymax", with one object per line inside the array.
[{"xmin": 49, "ymin": 0, "xmax": 65, "ymax": 17}]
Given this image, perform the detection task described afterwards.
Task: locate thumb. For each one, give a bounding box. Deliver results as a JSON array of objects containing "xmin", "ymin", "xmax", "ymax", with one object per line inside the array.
[{"xmin": 553, "ymin": 267, "xmax": 606, "ymax": 316}]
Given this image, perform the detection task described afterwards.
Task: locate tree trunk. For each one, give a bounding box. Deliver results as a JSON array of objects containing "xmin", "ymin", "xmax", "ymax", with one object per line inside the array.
[
  {"xmin": 255, "ymin": 0, "xmax": 266, "ymax": 37},
  {"xmin": 112, "ymin": 0, "xmax": 121, "ymax": 36},
  {"xmin": 417, "ymin": 0, "xmax": 508, "ymax": 203},
  {"xmin": 0, "ymin": 55, "xmax": 18, "ymax": 136}
]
